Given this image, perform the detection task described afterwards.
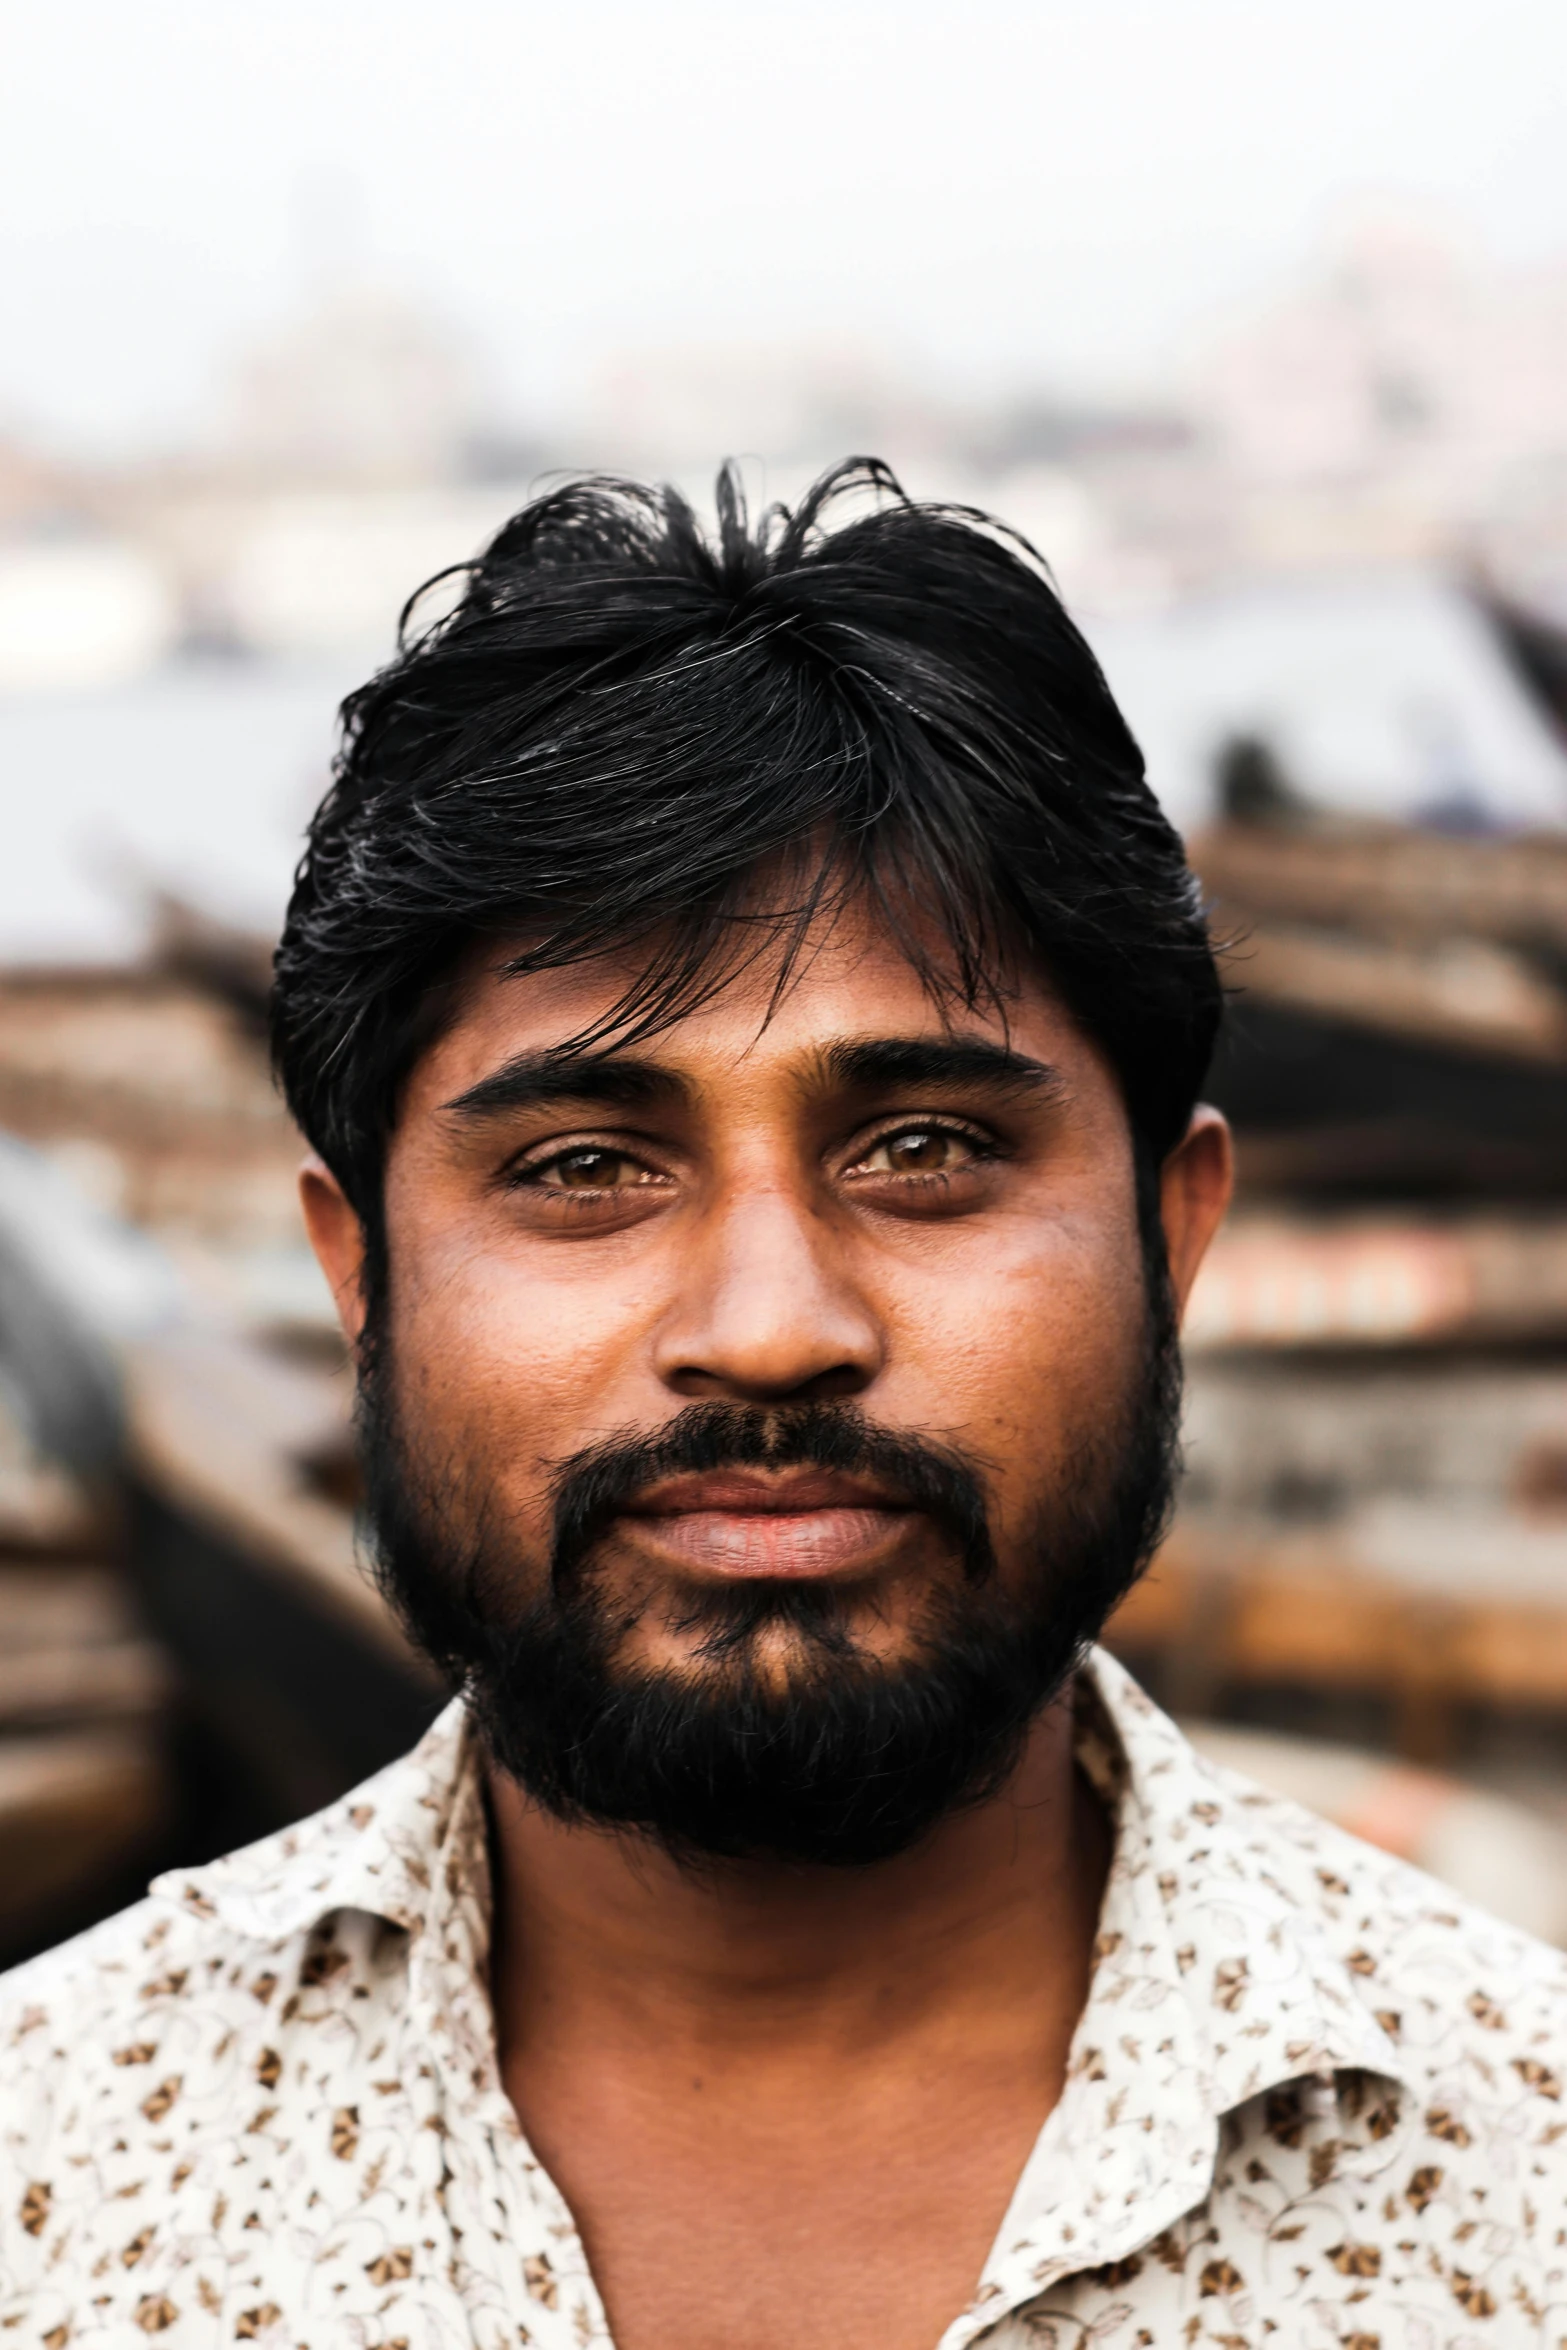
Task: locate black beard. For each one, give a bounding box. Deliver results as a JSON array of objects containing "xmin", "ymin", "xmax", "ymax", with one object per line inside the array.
[{"xmin": 357, "ymin": 1310, "xmax": 1181, "ymax": 1869}]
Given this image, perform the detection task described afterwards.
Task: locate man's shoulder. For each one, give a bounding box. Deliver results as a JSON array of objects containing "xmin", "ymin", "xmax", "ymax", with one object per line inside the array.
[
  {"xmin": 0, "ymin": 1887, "xmax": 285, "ymax": 2113},
  {"xmin": 1, "ymin": 1889, "xmax": 204, "ymax": 2046},
  {"xmin": 0, "ymin": 1856, "xmax": 450, "ymax": 2336},
  {"xmin": 0, "ymin": 1891, "xmax": 227, "ymax": 2277},
  {"xmin": 0, "ymin": 1704, "xmax": 470, "ymax": 2165},
  {"xmin": 1095, "ymin": 1655, "xmax": 1567, "ymax": 2053},
  {"xmin": 0, "ymin": 1886, "xmax": 414, "ymax": 2324},
  {"xmin": 0, "ymin": 1871, "xmax": 407, "ymax": 2182},
  {"xmin": 1196, "ymin": 1744, "xmax": 1567, "ymax": 2095}
]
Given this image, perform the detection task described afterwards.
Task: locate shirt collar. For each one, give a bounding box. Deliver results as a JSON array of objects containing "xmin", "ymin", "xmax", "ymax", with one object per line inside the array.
[
  {"xmin": 153, "ymin": 1651, "xmax": 1408, "ymax": 2298},
  {"xmin": 151, "ymin": 1693, "xmax": 484, "ymax": 1948},
  {"xmin": 956, "ymin": 1650, "xmax": 1406, "ymax": 2335},
  {"xmin": 1078, "ymin": 1647, "xmax": 1405, "ymax": 2108}
]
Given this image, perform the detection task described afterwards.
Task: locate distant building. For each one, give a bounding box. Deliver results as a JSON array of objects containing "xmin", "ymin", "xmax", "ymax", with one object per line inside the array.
[
  {"xmin": 221, "ymin": 286, "xmax": 482, "ymax": 487},
  {"xmin": 1195, "ymin": 211, "xmax": 1567, "ymax": 579},
  {"xmin": 584, "ymin": 338, "xmax": 948, "ymax": 482}
]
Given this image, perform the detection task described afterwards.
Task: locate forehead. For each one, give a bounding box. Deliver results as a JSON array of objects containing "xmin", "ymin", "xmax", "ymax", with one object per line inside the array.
[{"xmin": 405, "ymin": 897, "xmax": 1096, "ymax": 1117}]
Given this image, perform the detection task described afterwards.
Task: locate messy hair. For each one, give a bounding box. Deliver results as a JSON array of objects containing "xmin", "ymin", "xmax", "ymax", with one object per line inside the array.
[{"xmin": 272, "ymin": 458, "xmax": 1219, "ymax": 1237}]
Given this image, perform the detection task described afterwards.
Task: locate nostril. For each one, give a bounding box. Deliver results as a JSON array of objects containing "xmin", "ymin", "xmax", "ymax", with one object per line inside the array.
[
  {"xmin": 665, "ymin": 1358, "xmax": 873, "ymax": 1406},
  {"xmin": 800, "ymin": 1362, "xmax": 875, "ymax": 1403}
]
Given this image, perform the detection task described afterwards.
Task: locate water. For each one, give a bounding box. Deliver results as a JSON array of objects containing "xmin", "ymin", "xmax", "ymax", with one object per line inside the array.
[{"xmin": 0, "ymin": 653, "xmax": 369, "ymax": 962}]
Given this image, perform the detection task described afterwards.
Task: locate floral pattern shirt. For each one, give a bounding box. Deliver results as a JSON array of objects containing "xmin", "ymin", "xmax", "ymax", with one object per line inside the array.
[{"xmin": 2, "ymin": 1648, "xmax": 1565, "ymax": 2348}]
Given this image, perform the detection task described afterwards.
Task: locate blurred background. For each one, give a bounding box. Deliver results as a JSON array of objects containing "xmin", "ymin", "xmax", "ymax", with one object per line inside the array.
[{"xmin": 6, "ymin": 0, "xmax": 1567, "ymax": 1958}]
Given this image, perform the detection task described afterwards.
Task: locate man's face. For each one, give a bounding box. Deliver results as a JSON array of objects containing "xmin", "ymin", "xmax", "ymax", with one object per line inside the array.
[{"xmin": 305, "ymin": 897, "xmax": 1229, "ymax": 1862}]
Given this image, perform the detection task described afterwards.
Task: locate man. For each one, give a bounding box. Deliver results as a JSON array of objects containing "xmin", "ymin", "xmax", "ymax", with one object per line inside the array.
[{"xmin": 3, "ymin": 462, "xmax": 1563, "ymax": 2349}]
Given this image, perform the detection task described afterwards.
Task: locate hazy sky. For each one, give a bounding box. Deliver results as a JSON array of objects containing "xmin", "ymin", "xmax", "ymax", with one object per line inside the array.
[{"xmin": 5, "ymin": 0, "xmax": 1567, "ymax": 452}]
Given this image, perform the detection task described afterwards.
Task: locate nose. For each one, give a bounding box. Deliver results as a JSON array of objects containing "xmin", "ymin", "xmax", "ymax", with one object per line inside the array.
[{"xmin": 651, "ymin": 1181, "xmax": 884, "ymax": 1404}]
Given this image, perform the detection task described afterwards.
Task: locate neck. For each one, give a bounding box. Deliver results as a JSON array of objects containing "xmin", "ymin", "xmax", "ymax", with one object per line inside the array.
[{"xmin": 485, "ymin": 1689, "xmax": 1109, "ymax": 2069}]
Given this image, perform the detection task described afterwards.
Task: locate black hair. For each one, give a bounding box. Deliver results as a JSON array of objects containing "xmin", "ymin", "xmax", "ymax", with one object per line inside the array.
[{"xmin": 272, "ymin": 457, "xmax": 1219, "ymax": 1241}]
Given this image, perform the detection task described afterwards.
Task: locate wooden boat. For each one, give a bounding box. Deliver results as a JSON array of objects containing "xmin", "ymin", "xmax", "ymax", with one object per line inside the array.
[
  {"xmin": 125, "ymin": 1322, "xmax": 441, "ymax": 1853},
  {"xmin": 0, "ymin": 1372, "xmax": 170, "ymax": 1965}
]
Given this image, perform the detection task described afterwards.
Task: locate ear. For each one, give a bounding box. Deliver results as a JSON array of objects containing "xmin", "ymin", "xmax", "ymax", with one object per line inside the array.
[
  {"xmin": 1158, "ymin": 1106, "xmax": 1233, "ymax": 1320},
  {"xmin": 299, "ymin": 1155, "xmax": 370, "ymax": 1349}
]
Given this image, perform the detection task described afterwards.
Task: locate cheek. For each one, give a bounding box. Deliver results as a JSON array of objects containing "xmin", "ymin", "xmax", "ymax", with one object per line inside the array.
[
  {"xmin": 384, "ymin": 1200, "xmax": 660, "ymax": 1484},
  {"xmin": 884, "ymin": 1191, "xmax": 1149, "ymax": 1499}
]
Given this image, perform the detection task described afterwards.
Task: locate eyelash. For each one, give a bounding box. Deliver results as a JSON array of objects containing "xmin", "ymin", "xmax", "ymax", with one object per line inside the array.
[
  {"xmin": 505, "ymin": 1117, "xmax": 1002, "ymax": 1196},
  {"xmin": 505, "ymin": 1141, "xmax": 668, "ymax": 1194},
  {"xmin": 846, "ymin": 1118, "xmax": 1001, "ymax": 1178}
]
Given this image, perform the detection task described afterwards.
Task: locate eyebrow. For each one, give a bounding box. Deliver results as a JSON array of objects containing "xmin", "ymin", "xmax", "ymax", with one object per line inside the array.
[
  {"xmin": 817, "ymin": 1035, "xmax": 1065, "ymax": 1099},
  {"xmin": 442, "ymin": 1050, "xmax": 691, "ymax": 1123},
  {"xmin": 443, "ymin": 1032, "xmax": 1063, "ymax": 1127}
]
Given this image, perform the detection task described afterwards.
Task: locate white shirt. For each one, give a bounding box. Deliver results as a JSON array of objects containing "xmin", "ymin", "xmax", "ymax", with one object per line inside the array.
[{"xmin": 3, "ymin": 1648, "xmax": 1564, "ymax": 2346}]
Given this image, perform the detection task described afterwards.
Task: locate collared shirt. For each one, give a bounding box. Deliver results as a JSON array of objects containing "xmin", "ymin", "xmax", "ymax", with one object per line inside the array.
[{"xmin": 3, "ymin": 1649, "xmax": 1565, "ymax": 2347}]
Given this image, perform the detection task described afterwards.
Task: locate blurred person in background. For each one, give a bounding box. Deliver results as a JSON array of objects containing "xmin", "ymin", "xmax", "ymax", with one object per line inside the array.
[{"xmin": 3, "ymin": 462, "xmax": 1564, "ymax": 2348}]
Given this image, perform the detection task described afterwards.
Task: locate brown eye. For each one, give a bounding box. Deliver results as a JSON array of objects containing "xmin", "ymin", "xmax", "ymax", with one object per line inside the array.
[
  {"xmin": 888, "ymin": 1130, "xmax": 955, "ymax": 1173},
  {"xmin": 544, "ymin": 1147, "xmax": 632, "ymax": 1189},
  {"xmin": 860, "ymin": 1126, "xmax": 978, "ymax": 1177}
]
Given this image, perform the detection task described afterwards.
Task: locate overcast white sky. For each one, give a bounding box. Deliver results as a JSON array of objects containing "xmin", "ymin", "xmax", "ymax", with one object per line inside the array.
[{"xmin": 4, "ymin": 0, "xmax": 1567, "ymax": 453}]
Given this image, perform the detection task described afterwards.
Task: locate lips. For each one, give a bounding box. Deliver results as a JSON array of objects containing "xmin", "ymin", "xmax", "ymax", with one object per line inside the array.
[{"xmin": 623, "ymin": 1467, "xmax": 913, "ymax": 1580}]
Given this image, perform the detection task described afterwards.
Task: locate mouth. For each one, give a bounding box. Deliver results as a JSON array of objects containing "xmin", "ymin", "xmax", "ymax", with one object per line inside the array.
[{"xmin": 621, "ymin": 1467, "xmax": 915, "ymax": 1581}]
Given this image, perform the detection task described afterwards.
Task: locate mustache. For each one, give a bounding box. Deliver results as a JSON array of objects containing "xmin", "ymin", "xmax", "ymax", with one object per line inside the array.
[{"xmin": 547, "ymin": 1401, "xmax": 998, "ymax": 1592}]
